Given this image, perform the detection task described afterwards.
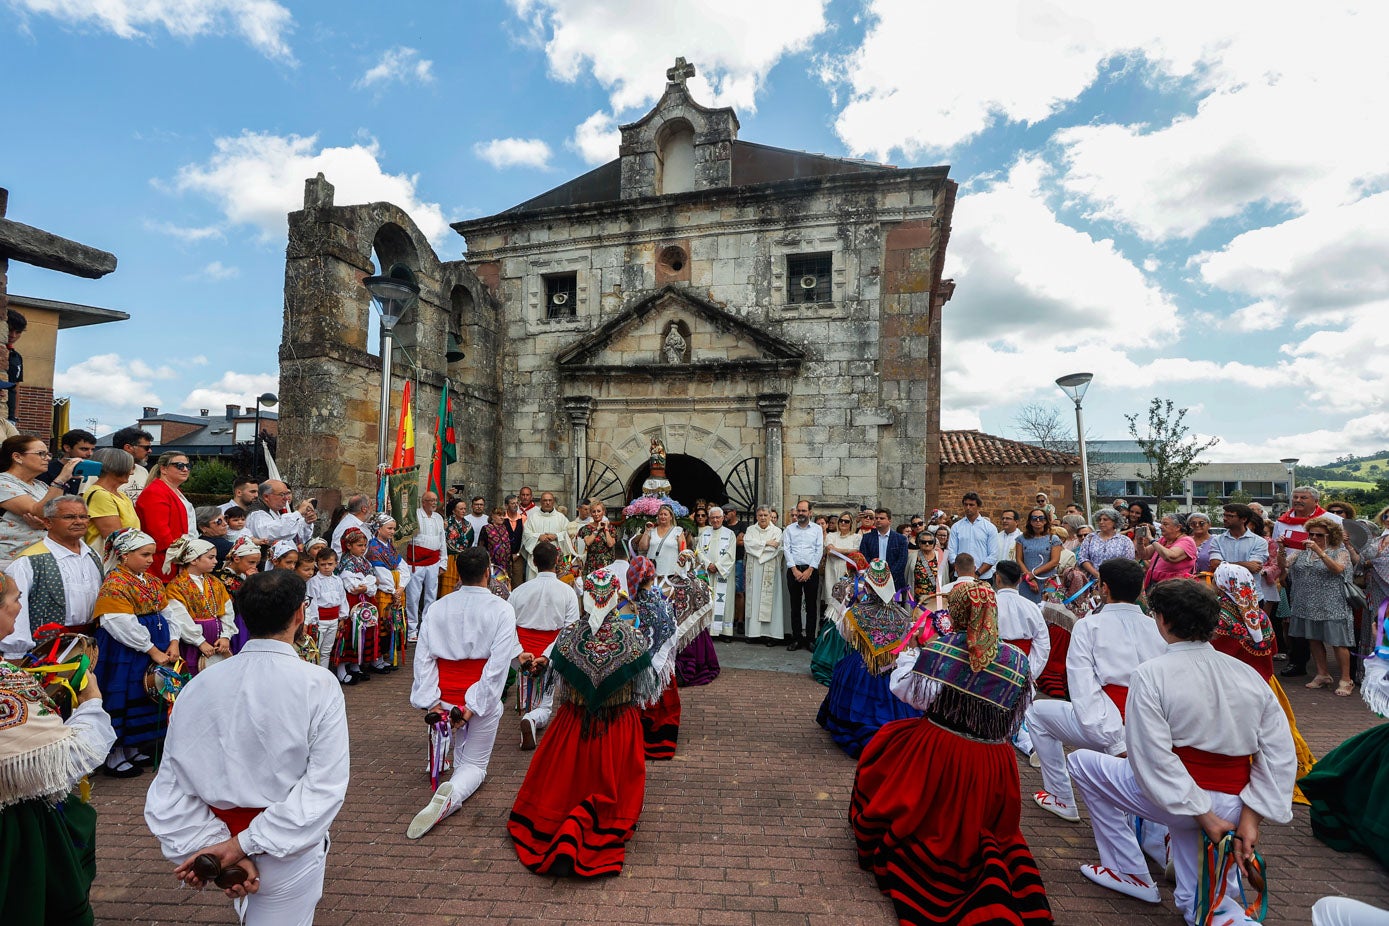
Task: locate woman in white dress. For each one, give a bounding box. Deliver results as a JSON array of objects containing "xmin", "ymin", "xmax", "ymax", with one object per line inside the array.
[
  {"xmin": 743, "ymin": 506, "xmax": 787, "ymax": 645},
  {"xmin": 820, "ymin": 511, "xmax": 862, "ymax": 613},
  {"xmin": 634, "ymin": 504, "xmax": 685, "ymax": 578}
]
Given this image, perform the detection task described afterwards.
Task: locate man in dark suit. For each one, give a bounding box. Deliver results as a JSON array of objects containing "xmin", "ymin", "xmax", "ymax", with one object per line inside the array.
[{"xmin": 859, "ymin": 507, "xmax": 909, "ymax": 590}]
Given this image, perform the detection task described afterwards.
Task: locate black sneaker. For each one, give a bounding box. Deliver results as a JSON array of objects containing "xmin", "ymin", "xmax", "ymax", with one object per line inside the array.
[{"xmin": 1279, "ymin": 665, "xmax": 1308, "ymax": 678}]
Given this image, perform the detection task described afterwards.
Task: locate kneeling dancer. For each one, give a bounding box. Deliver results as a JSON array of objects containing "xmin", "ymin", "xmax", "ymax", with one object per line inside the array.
[
  {"xmin": 1069, "ymin": 578, "xmax": 1295, "ymax": 922},
  {"xmin": 509, "ymin": 567, "xmax": 660, "ymax": 877},
  {"xmin": 851, "ymin": 580, "xmax": 1053, "ymax": 925},
  {"xmin": 145, "ymin": 570, "xmax": 350, "ymax": 926},
  {"xmin": 407, "ymin": 547, "xmax": 521, "ymax": 837}
]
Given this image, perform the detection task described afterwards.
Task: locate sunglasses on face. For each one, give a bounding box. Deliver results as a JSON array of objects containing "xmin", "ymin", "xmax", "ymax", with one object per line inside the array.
[
  {"xmin": 919, "ymin": 539, "xmax": 936, "ymax": 546},
  {"xmin": 169, "ymin": 462, "xmax": 191, "ymax": 471},
  {"xmin": 1029, "ymin": 515, "xmax": 1047, "ymax": 521}
]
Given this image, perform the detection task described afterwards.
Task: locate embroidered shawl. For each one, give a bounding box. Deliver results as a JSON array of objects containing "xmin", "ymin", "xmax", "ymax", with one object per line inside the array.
[
  {"xmin": 367, "ymin": 538, "xmax": 401, "ymax": 571},
  {"xmin": 840, "ymin": 575, "xmax": 916, "ymax": 675},
  {"xmin": 635, "ymin": 587, "xmax": 678, "ymax": 668},
  {"xmin": 166, "ymin": 572, "xmax": 231, "ymax": 626},
  {"xmin": 913, "ymin": 552, "xmax": 941, "ymax": 604},
  {"xmin": 0, "ymin": 662, "xmax": 108, "ymax": 808},
  {"xmin": 549, "ymin": 612, "xmax": 658, "ymax": 734},
  {"xmin": 903, "ymin": 634, "xmax": 1032, "ymax": 744},
  {"xmin": 94, "ymin": 566, "xmax": 167, "ymax": 619},
  {"xmin": 664, "ymin": 561, "xmax": 714, "ymax": 650}
]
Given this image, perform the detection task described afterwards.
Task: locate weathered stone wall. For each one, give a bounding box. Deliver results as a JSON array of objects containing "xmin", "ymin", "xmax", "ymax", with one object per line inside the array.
[{"xmin": 936, "ymin": 465, "xmax": 1077, "ymax": 523}]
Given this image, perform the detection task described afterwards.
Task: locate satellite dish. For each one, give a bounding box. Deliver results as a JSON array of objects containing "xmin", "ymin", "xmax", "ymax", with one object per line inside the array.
[
  {"xmin": 799, "ymin": 275, "xmax": 818, "ymax": 290},
  {"xmin": 551, "ymin": 292, "xmax": 569, "ymax": 305}
]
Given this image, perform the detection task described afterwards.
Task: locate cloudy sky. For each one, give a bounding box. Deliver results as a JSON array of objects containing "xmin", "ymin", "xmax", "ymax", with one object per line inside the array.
[{"xmin": 3, "ymin": 0, "xmax": 1386, "ymax": 464}]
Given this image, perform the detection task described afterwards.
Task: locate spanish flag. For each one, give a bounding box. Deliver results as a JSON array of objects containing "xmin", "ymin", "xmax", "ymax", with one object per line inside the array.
[{"xmin": 392, "ymin": 380, "xmax": 415, "ymax": 469}]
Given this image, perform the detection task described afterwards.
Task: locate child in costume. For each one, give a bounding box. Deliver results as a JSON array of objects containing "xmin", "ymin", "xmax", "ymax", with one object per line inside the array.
[{"xmin": 163, "ymin": 536, "xmax": 240, "ymax": 676}]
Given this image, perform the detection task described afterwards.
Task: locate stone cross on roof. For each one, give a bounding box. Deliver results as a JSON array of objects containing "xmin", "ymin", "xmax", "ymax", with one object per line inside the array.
[{"xmin": 666, "ymin": 56, "xmax": 695, "ymax": 88}]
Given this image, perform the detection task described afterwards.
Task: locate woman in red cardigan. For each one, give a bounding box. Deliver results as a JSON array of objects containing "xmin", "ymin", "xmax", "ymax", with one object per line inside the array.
[{"xmin": 134, "ymin": 451, "xmax": 196, "ymax": 582}]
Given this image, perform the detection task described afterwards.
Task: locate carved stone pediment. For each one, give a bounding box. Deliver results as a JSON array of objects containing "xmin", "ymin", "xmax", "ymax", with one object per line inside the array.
[{"xmin": 555, "ymin": 285, "xmax": 804, "ymax": 377}]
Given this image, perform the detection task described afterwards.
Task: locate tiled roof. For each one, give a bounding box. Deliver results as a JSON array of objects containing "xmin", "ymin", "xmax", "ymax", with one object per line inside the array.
[{"xmin": 940, "ymin": 430, "xmax": 1079, "ymax": 467}]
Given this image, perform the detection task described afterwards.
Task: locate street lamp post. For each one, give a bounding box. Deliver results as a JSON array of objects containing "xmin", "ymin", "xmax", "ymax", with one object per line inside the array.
[
  {"xmin": 252, "ymin": 392, "xmax": 278, "ymax": 480},
  {"xmin": 363, "ymin": 265, "xmax": 420, "ymax": 473},
  {"xmin": 1055, "ymin": 372, "xmax": 1095, "ymax": 523},
  {"xmin": 1280, "ymin": 458, "xmax": 1299, "ymax": 507}
]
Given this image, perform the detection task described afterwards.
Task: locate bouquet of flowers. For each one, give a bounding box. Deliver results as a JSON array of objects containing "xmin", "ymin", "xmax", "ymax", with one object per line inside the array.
[{"xmin": 622, "ymin": 495, "xmax": 689, "ymax": 518}]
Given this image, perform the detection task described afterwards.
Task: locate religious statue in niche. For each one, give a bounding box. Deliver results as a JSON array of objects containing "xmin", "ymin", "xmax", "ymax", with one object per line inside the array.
[{"xmin": 662, "ymin": 319, "xmax": 690, "ymax": 364}]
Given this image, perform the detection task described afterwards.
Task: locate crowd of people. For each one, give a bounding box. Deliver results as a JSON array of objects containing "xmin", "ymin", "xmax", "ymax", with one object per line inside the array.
[{"xmin": 3, "ymin": 431, "xmax": 1389, "ymax": 925}]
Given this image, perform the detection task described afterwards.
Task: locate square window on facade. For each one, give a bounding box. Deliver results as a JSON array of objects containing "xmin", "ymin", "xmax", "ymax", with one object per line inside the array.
[
  {"xmin": 786, "ymin": 253, "xmax": 832, "ymax": 304},
  {"xmin": 544, "ymin": 273, "xmax": 578, "ymax": 319}
]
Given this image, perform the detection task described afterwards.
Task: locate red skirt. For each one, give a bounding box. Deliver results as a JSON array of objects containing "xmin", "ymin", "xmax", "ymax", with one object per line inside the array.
[
  {"xmin": 851, "ymin": 718, "xmax": 1053, "ymax": 925},
  {"xmin": 508, "ymin": 701, "xmax": 646, "ymax": 878},
  {"xmin": 640, "ymin": 682, "xmax": 680, "ymax": 761}
]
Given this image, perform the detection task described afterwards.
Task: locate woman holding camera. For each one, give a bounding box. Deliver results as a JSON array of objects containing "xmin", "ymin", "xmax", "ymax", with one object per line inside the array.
[{"xmin": 0, "ymin": 434, "xmax": 82, "ymax": 568}]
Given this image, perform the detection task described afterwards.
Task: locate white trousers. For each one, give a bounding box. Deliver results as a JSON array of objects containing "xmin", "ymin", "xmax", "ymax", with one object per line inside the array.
[
  {"xmin": 439, "ymin": 701, "xmax": 502, "ymax": 801},
  {"xmin": 235, "ymin": 836, "xmax": 329, "ymax": 926},
  {"xmin": 522, "ymin": 685, "xmax": 555, "ymax": 733},
  {"xmin": 1313, "ymin": 898, "xmax": 1389, "ymax": 926},
  {"xmin": 1070, "ymin": 750, "xmax": 1245, "ymax": 925},
  {"xmin": 1027, "ymin": 698, "xmax": 1111, "ymax": 806},
  {"xmin": 314, "ymin": 621, "xmax": 338, "ymax": 671},
  {"xmin": 405, "ymin": 567, "xmax": 439, "ymax": 636}
]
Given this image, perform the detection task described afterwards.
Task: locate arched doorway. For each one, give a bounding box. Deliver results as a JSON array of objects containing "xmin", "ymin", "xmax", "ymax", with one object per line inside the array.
[{"xmin": 626, "ymin": 453, "xmax": 726, "ymax": 511}]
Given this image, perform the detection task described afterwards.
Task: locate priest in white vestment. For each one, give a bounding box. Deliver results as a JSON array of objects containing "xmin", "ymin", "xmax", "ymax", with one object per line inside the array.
[
  {"xmin": 696, "ymin": 506, "xmax": 737, "ymax": 636},
  {"xmin": 520, "ymin": 492, "xmax": 574, "ymax": 578},
  {"xmin": 145, "ymin": 570, "xmax": 349, "ymax": 926},
  {"xmin": 743, "ymin": 507, "xmax": 787, "ymax": 643}
]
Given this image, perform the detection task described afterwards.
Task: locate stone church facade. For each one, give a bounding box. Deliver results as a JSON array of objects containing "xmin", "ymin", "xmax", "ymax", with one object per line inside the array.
[{"xmin": 278, "ymin": 62, "xmax": 956, "ymax": 518}]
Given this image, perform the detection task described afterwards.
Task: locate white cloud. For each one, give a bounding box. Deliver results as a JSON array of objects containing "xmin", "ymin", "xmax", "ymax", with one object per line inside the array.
[
  {"xmin": 54, "ymin": 353, "xmax": 168, "ymax": 408},
  {"xmin": 181, "ymin": 370, "xmax": 279, "ymax": 412},
  {"xmin": 509, "ymin": 0, "xmax": 829, "ymax": 153},
  {"xmin": 144, "ymin": 219, "xmax": 224, "ymax": 242},
  {"xmin": 198, "ymin": 260, "xmax": 240, "ymax": 280},
  {"xmin": 170, "ymin": 131, "xmax": 451, "ymax": 245},
  {"xmin": 11, "ymin": 0, "xmax": 294, "ymax": 60},
  {"xmin": 570, "ymin": 111, "xmax": 620, "ymax": 166},
  {"xmin": 356, "ymin": 46, "xmax": 434, "ymax": 90},
  {"xmin": 1200, "ymin": 412, "xmax": 1389, "ymax": 465},
  {"xmin": 473, "ymin": 137, "xmax": 553, "ymax": 170}
]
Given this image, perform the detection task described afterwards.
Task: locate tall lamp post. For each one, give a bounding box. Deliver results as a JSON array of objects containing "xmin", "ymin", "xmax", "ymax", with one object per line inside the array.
[
  {"xmin": 252, "ymin": 392, "xmax": 278, "ymax": 480},
  {"xmin": 363, "ymin": 265, "xmax": 420, "ymax": 472},
  {"xmin": 1280, "ymin": 458, "xmax": 1299, "ymax": 508},
  {"xmin": 1056, "ymin": 372, "xmax": 1095, "ymax": 522}
]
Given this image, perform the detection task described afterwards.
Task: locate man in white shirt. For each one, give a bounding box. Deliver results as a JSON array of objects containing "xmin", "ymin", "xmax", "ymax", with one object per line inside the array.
[
  {"xmin": 520, "ymin": 491, "xmax": 573, "ymax": 579},
  {"xmin": 245, "ymin": 480, "xmax": 316, "ymax": 563},
  {"xmin": 993, "ymin": 561, "xmax": 1050, "ymax": 680},
  {"xmin": 948, "ymin": 492, "xmax": 997, "ymax": 581},
  {"xmin": 1, "ymin": 496, "xmax": 104, "ymax": 658},
  {"xmin": 145, "ymin": 570, "xmax": 350, "ymax": 926},
  {"xmin": 509, "ymin": 541, "xmax": 582, "ymax": 749},
  {"xmin": 463, "ymin": 495, "xmax": 489, "ymax": 547},
  {"xmin": 406, "ymin": 547, "xmax": 522, "ymax": 837},
  {"xmin": 1027, "ymin": 558, "xmax": 1165, "ymax": 823},
  {"xmin": 405, "ymin": 491, "xmax": 446, "ymax": 641},
  {"xmin": 218, "ymin": 477, "xmax": 259, "ymax": 515},
  {"xmin": 1070, "ymin": 578, "xmax": 1295, "ymax": 918},
  {"xmin": 782, "ymin": 499, "xmax": 825, "ymax": 651},
  {"xmin": 992, "ymin": 509, "xmax": 1023, "ymax": 579},
  {"xmin": 330, "ymin": 494, "xmax": 372, "ymax": 554},
  {"xmin": 697, "ymin": 506, "xmax": 737, "ymax": 637}
]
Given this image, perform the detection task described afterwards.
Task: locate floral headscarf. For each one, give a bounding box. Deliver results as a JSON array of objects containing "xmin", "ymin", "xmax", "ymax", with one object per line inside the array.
[
  {"xmin": 946, "ymin": 580, "xmax": 1001, "ymax": 673},
  {"xmin": 1213, "ymin": 563, "xmax": 1275, "ymax": 656},
  {"xmin": 227, "ymin": 535, "xmax": 260, "ymax": 560},
  {"xmin": 102, "ymin": 527, "xmax": 155, "ymax": 572},
  {"xmin": 167, "ymin": 536, "xmax": 215, "ymax": 566}
]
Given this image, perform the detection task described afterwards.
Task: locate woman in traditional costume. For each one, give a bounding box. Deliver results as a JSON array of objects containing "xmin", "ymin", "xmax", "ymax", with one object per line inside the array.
[
  {"xmin": 851, "ymin": 581, "xmax": 1053, "ymax": 926},
  {"xmin": 628, "ymin": 556, "xmax": 681, "ymax": 760},
  {"xmin": 163, "ymin": 536, "xmax": 241, "ymax": 676},
  {"xmin": 91, "ymin": 528, "xmax": 174, "ymax": 778},
  {"xmin": 1211, "ymin": 563, "xmax": 1316, "ymax": 801},
  {"xmin": 743, "ymin": 506, "xmax": 787, "ymax": 645},
  {"xmin": 440, "ymin": 497, "xmax": 472, "ymax": 598},
  {"xmin": 334, "ymin": 527, "xmax": 378, "ymax": 683},
  {"xmin": 214, "ymin": 535, "xmax": 261, "ymax": 596},
  {"xmin": 812, "ymin": 551, "xmax": 868, "ymax": 686},
  {"xmin": 669, "ymin": 549, "xmax": 718, "ymax": 686},
  {"xmin": 367, "ymin": 514, "xmax": 410, "ymax": 670},
  {"xmin": 509, "ymin": 568, "xmax": 660, "ymax": 877},
  {"xmin": 0, "ymin": 572, "xmax": 116, "ymax": 925},
  {"xmin": 816, "ymin": 557, "xmax": 922, "ymax": 758}
]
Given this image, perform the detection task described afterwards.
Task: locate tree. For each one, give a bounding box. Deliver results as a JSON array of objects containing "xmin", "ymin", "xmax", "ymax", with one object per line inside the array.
[
  {"xmin": 1125, "ymin": 398, "xmax": 1219, "ymax": 512},
  {"xmin": 1012, "ymin": 403, "xmax": 1118, "ymax": 506},
  {"xmin": 184, "ymin": 459, "xmax": 236, "ymax": 496}
]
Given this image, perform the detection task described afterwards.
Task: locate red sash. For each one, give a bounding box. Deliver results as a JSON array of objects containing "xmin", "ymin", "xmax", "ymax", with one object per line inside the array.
[
  {"xmin": 210, "ymin": 806, "xmax": 265, "ymax": 837},
  {"xmin": 407, "ymin": 544, "xmax": 442, "ymax": 567},
  {"xmin": 516, "ymin": 626, "xmax": 560, "ymax": 656},
  {"xmin": 438, "ymin": 658, "xmax": 487, "ymax": 704},
  {"xmin": 316, "ymin": 605, "xmax": 340, "ymax": 621},
  {"xmin": 1174, "ymin": 746, "xmax": 1253, "ymax": 795},
  {"xmin": 1005, "ymin": 638, "xmax": 1033, "ymax": 655},
  {"xmin": 1102, "ymin": 683, "xmax": 1129, "ymax": 720}
]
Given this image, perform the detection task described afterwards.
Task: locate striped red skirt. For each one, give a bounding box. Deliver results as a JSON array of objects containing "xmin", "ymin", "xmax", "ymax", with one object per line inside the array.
[
  {"xmin": 851, "ymin": 717, "xmax": 1053, "ymax": 925},
  {"xmin": 639, "ymin": 681, "xmax": 680, "ymax": 761},
  {"xmin": 508, "ymin": 701, "xmax": 646, "ymax": 878}
]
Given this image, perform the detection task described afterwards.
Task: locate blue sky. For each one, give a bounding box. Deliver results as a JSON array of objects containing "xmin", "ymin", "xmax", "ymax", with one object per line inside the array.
[{"xmin": 3, "ymin": 0, "xmax": 1386, "ymax": 465}]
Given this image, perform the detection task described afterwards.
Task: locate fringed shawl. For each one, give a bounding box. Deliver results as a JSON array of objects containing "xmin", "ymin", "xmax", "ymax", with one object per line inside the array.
[
  {"xmin": 839, "ymin": 575, "xmax": 917, "ymax": 675},
  {"xmin": 549, "ymin": 613, "xmax": 658, "ymax": 736},
  {"xmin": 899, "ymin": 637, "xmax": 1033, "ymax": 744},
  {"xmin": 634, "ymin": 587, "xmax": 679, "ymax": 686},
  {"xmin": 94, "ymin": 566, "xmax": 167, "ymax": 619},
  {"xmin": 665, "ymin": 567, "xmax": 714, "ymax": 650},
  {"xmin": 166, "ymin": 572, "xmax": 231, "ymax": 626},
  {"xmin": 367, "ymin": 538, "xmax": 401, "ymax": 571},
  {"xmin": 337, "ymin": 551, "xmax": 374, "ymax": 582},
  {"xmin": 0, "ymin": 662, "xmax": 108, "ymax": 808}
]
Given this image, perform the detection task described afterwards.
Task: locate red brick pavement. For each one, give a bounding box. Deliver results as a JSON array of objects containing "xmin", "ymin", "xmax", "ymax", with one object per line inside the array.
[{"xmin": 89, "ymin": 658, "xmax": 1389, "ymax": 925}]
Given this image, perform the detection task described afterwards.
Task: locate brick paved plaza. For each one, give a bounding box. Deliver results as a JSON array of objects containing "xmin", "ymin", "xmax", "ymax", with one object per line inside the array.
[{"xmin": 90, "ymin": 646, "xmax": 1389, "ymax": 925}]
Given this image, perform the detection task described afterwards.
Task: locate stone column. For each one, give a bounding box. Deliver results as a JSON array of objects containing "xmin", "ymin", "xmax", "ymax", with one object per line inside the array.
[
  {"xmin": 563, "ymin": 395, "xmax": 595, "ymax": 510},
  {"xmin": 757, "ymin": 393, "xmax": 788, "ymax": 512}
]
